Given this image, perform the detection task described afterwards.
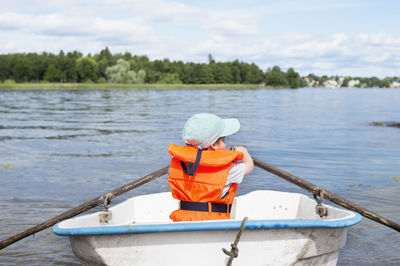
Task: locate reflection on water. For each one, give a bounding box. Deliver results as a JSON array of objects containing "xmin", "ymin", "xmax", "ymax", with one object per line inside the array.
[{"xmin": 0, "ymin": 88, "xmax": 400, "ymax": 265}]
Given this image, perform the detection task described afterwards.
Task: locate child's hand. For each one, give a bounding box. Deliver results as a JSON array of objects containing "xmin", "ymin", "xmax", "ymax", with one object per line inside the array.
[
  {"xmin": 233, "ymin": 146, "xmax": 248, "ymax": 155},
  {"xmin": 232, "ymin": 146, "xmax": 254, "ymax": 176}
]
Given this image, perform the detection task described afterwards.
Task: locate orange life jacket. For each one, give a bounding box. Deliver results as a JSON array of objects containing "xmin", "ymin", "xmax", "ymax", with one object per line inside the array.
[{"xmin": 168, "ymin": 143, "xmax": 244, "ymax": 222}]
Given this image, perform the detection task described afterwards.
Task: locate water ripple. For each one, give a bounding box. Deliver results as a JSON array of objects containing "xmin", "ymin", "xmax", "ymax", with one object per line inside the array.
[{"xmin": 1, "ymin": 88, "xmax": 400, "ymax": 265}]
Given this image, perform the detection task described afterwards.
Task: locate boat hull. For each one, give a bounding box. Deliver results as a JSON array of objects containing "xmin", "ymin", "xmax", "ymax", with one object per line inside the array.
[
  {"xmin": 54, "ymin": 190, "xmax": 361, "ymax": 266},
  {"xmin": 70, "ymin": 227, "xmax": 346, "ymax": 266}
]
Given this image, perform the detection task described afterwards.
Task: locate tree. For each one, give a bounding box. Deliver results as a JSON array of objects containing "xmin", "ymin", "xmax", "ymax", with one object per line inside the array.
[
  {"xmin": 157, "ymin": 73, "xmax": 182, "ymax": 84},
  {"xmin": 99, "ymin": 47, "xmax": 112, "ymax": 60},
  {"xmin": 208, "ymin": 54, "xmax": 215, "ymax": 64},
  {"xmin": 153, "ymin": 59, "xmax": 171, "ymax": 73},
  {"xmin": 65, "ymin": 51, "xmax": 80, "ymax": 82},
  {"xmin": 194, "ymin": 64, "xmax": 209, "ymax": 84},
  {"xmin": 44, "ymin": 64, "xmax": 60, "ymax": 82},
  {"xmin": 76, "ymin": 57, "xmax": 98, "ymax": 82},
  {"xmin": 129, "ymin": 55, "xmax": 150, "ymax": 72},
  {"xmin": 123, "ymin": 52, "xmax": 132, "ymax": 61},
  {"xmin": 0, "ymin": 49, "xmax": 326, "ymax": 87},
  {"xmin": 244, "ymin": 63, "xmax": 264, "ymax": 84},
  {"xmin": 286, "ymin": 68, "xmax": 301, "ymax": 88},
  {"xmin": 105, "ymin": 59, "xmax": 145, "ymax": 83},
  {"xmin": 24, "ymin": 53, "xmax": 47, "ymax": 82},
  {"xmin": 265, "ymin": 66, "xmax": 288, "ymax": 87},
  {"xmin": 171, "ymin": 60, "xmax": 186, "ymax": 83},
  {"xmin": 212, "ymin": 63, "xmax": 233, "ymax": 83},
  {"xmin": 181, "ymin": 63, "xmax": 198, "ymax": 84},
  {"xmin": 96, "ymin": 58, "xmax": 109, "ymax": 79},
  {"xmin": 231, "ymin": 61, "xmax": 241, "ymax": 83},
  {"xmin": 204, "ymin": 65, "xmax": 215, "ymax": 83},
  {"xmin": 95, "ymin": 47, "xmax": 113, "ymax": 79},
  {"xmin": 55, "ymin": 50, "xmax": 78, "ymax": 82},
  {"xmin": 0, "ymin": 55, "xmax": 10, "ymax": 82},
  {"xmin": 11, "ymin": 55, "xmax": 34, "ymax": 82}
]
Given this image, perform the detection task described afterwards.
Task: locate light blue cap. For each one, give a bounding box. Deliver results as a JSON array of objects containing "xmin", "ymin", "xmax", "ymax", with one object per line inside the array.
[{"xmin": 182, "ymin": 113, "xmax": 240, "ymax": 149}]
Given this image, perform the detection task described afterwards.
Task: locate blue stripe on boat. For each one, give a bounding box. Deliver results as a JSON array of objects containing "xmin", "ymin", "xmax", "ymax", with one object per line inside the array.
[{"xmin": 53, "ymin": 213, "xmax": 362, "ymax": 236}]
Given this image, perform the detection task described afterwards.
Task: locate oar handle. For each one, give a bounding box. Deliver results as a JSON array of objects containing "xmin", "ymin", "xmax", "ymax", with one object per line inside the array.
[
  {"xmin": 0, "ymin": 166, "xmax": 169, "ymax": 250},
  {"xmin": 252, "ymin": 157, "xmax": 400, "ymax": 233}
]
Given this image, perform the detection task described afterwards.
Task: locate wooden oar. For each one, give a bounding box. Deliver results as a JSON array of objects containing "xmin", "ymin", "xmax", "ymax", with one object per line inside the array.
[
  {"xmin": 0, "ymin": 166, "xmax": 169, "ymax": 250},
  {"xmin": 252, "ymin": 157, "xmax": 400, "ymax": 233}
]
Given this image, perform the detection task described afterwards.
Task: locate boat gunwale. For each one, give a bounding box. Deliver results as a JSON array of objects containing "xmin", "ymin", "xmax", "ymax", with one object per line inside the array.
[{"xmin": 53, "ymin": 213, "xmax": 362, "ymax": 236}]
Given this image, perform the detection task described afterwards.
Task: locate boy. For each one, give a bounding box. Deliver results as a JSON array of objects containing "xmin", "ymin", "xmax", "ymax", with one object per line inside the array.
[{"xmin": 168, "ymin": 113, "xmax": 254, "ymax": 222}]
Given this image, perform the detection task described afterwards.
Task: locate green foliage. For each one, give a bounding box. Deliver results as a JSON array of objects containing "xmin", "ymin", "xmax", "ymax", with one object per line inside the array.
[
  {"xmin": 208, "ymin": 54, "xmax": 215, "ymax": 64},
  {"xmin": 244, "ymin": 63, "xmax": 264, "ymax": 84},
  {"xmin": 3, "ymin": 48, "xmax": 396, "ymax": 88},
  {"xmin": 157, "ymin": 73, "xmax": 182, "ymax": 84},
  {"xmin": 286, "ymin": 68, "xmax": 302, "ymax": 88},
  {"xmin": 231, "ymin": 65, "xmax": 241, "ymax": 83},
  {"xmin": 76, "ymin": 57, "xmax": 98, "ymax": 82},
  {"xmin": 212, "ymin": 63, "xmax": 233, "ymax": 83},
  {"xmin": 3, "ymin": 79, "xmax": 16, "ymax": 84},
  {"xmin": 94, "ymin": 47, "xmax": 116, "ymax": 79},
  {"xmin": 129, "ymin": 55, "xmax": 150, "ymax": 72},
  {"xmin": 97, "ymin": 77, "xmax": 107, "ymax": 83},
  {"xmin": 105, "ymin": 59, "xmax": 146, "ymax": 84},
  {"xmin": 132, "ymin": 70, "xmax": 146, "ymax": 84},
  {"xmin": 0, "ymin": 55, "xmax": 10, "ymax": 82},
  {"xmin": 11, "ymin": 55, "xmax": 34, "ymax": 82},
  {"xmin": 181, "ymin": 63, "xmax": 201, "ymax": 84},
  {"xmin": 105, "ymin": 59, "xmax": 129, "ymax": 83},
  {"xmin": 44, "ymin": 64, "xmax": 60, "ymax": 82},
  {"xmin": 265, "ymin": 66, "xmax": 289, "ymax": 87}
]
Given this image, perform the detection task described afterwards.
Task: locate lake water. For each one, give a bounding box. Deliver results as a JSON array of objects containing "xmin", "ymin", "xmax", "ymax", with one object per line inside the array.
[{"xmin": 0, "ymin": 87, "xmax": 399, "ymax": 265}]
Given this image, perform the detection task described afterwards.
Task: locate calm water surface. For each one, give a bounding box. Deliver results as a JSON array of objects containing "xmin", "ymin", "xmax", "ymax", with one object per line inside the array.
[{"xmin": 0, "ymin": 88, "xmax": 399, "ymax": 265}]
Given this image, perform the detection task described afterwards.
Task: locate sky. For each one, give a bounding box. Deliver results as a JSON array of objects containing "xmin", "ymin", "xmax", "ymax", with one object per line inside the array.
[{"xmin": 0, "ymin": 0, "xmax": 399, "ymax": 77}]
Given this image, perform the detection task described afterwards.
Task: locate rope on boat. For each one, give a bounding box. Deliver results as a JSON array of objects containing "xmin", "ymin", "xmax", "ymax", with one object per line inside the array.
[
  {"xmin": 103, "ymin": 193, "xmax": 113, "ymax": 211},
  {"xmin": 222, "ymin": 216, "xmax": 248, "ymax": 266}
]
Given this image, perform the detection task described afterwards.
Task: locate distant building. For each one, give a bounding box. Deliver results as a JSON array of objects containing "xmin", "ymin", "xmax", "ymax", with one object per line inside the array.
[
  {"xmin": 338, "ymin": 77, "xmax": 344, "ymax": 87},
  {"xmin": 323, "ymin": 79, "xmax": 339, "ymax": 88},
  {"xmin": 348, "ymin": 80, "xmax": 360, "ymax": 88},
  {"xmin": 389, "ymin": 81, "xmax": 400, "ymax": 88},
  {"xmin": 303, "ymin": 77, "xmax": 316, "ymax": 87}
]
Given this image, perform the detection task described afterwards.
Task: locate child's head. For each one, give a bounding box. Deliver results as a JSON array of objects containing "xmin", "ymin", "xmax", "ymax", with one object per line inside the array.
[{"xmin": 182, "ymin": 113, "xmax": 240, "ymax": 150}]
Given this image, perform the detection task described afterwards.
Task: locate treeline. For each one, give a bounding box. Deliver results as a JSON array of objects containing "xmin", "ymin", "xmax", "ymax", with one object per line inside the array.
[{"xmin": 0, "ymin": 48, "xmax": 305, "ymax": 88}]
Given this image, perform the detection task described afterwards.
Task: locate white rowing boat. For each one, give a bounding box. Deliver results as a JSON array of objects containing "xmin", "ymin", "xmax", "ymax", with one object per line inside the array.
[{"xmin": 53, "ymin": 190, "xmax": 361, "ymax": 266}]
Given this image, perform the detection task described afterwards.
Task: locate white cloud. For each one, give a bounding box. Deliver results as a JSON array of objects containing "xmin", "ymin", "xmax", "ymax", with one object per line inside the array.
[
  {"xmin": 0, "ymin": 10, "xmax": 160, "ymax": 55},
  {"xmin": 1, "ymin": 0, "xmax": 400, "ymax": 77},
  {"xmin": 237, "ymin": 32, "xmax": 400, "ymax": 77},
  {"xmin": 203, "ymin": 12, "xmax": 261, "ymax": 38},
  {"xmin": 131, "ymin": 0, "xmax": 201, "ymax": 23},
  {"xmin": 280, "ymin": 33, "xmax": 314, "ymax": 42},
  {"xmin": 258, "ymin": 0, "xmax": 369, "ymax": 16},
  {"xmin": 0, "ymin": 12, "xmax": 29, "ymax": 30},
  {"xmin": 0, "ymin": 12, "xmax": 154, "ymax": 39},
  {"xmin": 277, "ymin": 33, "xmax": 348, "ymax": 58},
  {"xmin": 357, "ymin": 33, "xmax": 400, "ymax": 46}
]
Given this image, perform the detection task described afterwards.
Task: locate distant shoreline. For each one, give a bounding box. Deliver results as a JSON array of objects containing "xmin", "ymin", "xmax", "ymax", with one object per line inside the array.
[{"xmin": 0, "ymin": 83, "xmax": 274, "ymax": 90}]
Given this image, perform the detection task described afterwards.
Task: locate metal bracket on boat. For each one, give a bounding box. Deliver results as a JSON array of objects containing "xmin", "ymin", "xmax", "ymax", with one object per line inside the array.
[
  {"xmin": 313, "ymin": 188, "xmax": 328, "ymax": 218},
  {"xmin": 99, "ymin": 193, "xmax": 113, "ymax": 224},
  {"xmin": 222, "ymin": 216, "xmax": 248, "ymax": 266}
]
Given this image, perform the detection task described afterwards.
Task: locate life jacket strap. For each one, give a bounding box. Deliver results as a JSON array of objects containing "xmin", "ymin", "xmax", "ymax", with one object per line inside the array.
[
  {"xmin": 180, "ymin": 200, "xmax": 232, "ymax": 213},
  {"xmin": 180, "ymin": 148, "xmax": 203, "ymax": 176}
]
